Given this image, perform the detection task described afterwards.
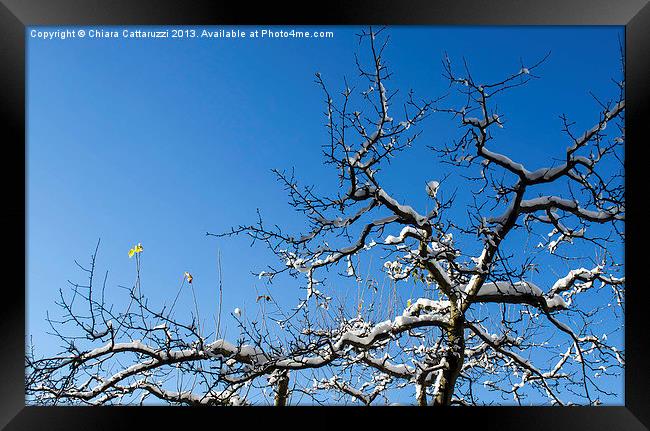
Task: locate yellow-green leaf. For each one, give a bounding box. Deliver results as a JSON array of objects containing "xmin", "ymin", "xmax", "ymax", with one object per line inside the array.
[{"xmin": 128, "ymin": 242, "xmax": 144, "ymax": 258}]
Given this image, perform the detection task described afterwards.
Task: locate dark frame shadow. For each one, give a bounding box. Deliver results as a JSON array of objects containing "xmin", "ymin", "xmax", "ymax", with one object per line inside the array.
[{"xmin": 1, "ymin": 0, "xmax": 648, "ymax": 429}]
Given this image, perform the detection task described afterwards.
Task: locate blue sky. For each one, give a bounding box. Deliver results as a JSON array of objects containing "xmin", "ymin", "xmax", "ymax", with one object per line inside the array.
[{"xmin": 27, "ymin": 25, "xmax": 624, "ymax": 404}]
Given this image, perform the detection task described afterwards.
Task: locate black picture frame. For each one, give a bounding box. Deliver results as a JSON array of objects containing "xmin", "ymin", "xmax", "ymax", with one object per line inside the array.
[{"xmin": 2, "ymin": 1, "xmax": 648, "ymax": 429}]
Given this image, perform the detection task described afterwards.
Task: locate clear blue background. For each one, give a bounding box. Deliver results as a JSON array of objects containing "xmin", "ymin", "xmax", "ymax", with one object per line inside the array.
[{"xmin": 27, "ymin": 25, "xmax": 624, "ymax": 404}]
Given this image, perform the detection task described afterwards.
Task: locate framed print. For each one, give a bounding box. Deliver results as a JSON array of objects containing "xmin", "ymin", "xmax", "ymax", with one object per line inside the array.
[{"xmin": 1, "ymin": 0, "xmax": 648, "ymax": 429}]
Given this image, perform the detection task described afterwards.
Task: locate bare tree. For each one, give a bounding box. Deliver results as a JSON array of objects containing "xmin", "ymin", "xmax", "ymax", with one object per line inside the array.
[{"xmin": 27, "ymin": 27, "xmax": 624, "ymax": 406}]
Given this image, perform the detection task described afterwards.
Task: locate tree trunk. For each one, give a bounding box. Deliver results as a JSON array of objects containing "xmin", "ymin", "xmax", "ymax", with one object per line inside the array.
[
  {"xmin": 432, "ymin": 314, "xmax": 465, "ymax": 406},
  {"xmin": 274, "ymin": 370, "xmax": 290, "ymax": 406},
  {"xmin": 416, "ymin": 382, "xmax": 428, "ymax": 406}
]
